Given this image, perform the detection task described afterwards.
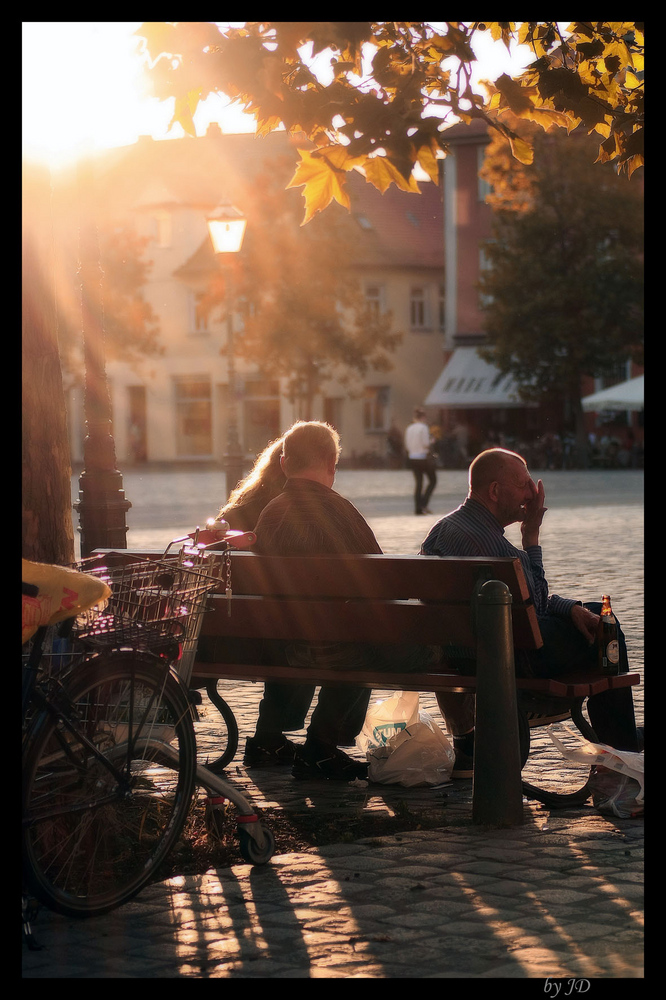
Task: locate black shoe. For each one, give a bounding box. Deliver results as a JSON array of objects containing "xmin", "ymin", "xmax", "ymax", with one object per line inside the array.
[
  {"xmin": 451, "ymin": 748, "xmax": 474, "ymax": 779},
  {"xmin": 292, "ymin": 740, "xmax": 368, "ymax": 781},
  {"xmin": 243, "ymin": 735, "xmax": 298, "ymax": 768}
]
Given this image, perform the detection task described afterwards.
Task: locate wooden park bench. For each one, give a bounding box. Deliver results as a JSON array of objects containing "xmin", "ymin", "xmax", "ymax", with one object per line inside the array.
[{"xmin": 99, "ymin": 550, "xmax": 641, "ymax": 827}]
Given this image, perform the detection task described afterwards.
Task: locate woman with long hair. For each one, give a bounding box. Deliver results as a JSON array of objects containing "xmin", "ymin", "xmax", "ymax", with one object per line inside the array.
[{"xmin": 218, "ymin": 436, "xmax": 286, "ymax": 532}]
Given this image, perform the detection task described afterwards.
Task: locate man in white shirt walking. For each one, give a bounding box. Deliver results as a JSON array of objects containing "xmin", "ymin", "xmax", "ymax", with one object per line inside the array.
[{"xmin": 404, "ymin": 407, "xmax": 437, "ymax": 515}]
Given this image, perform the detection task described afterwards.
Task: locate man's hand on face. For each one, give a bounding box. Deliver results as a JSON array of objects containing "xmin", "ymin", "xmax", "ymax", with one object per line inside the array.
[{"xmin": 520, "ymin": 478, "xmax": 548, "ymax": 547}]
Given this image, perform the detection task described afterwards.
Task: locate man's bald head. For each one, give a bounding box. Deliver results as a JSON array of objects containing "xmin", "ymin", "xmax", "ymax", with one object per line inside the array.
[{"xmin": 469, "ymin": 448, "xmax": 528, "ymax": 493}]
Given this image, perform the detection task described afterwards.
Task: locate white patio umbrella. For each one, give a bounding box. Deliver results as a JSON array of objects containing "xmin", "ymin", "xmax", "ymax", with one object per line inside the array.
[{"xmin": 581, "ymin": 375, "xmax": 644, "ymax": 412}]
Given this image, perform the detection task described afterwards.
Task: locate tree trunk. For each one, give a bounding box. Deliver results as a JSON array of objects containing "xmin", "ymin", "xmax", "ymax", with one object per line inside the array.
[
  {"xmin": 22, "ymin": 227, "xmax": 75, "ymax": 566},
  {"xmin": 570, "ymin": 390, "xmax": 590, "ymax": 470}
]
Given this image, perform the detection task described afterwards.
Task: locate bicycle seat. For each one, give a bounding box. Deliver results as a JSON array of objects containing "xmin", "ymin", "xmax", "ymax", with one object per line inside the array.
[{"xmin": 22, "ymin": 559, "xmax": 111, "ymax": 644}]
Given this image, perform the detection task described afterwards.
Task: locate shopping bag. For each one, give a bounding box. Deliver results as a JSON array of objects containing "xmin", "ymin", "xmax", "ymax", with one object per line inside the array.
[
  {"xmin": 367, "ymin": 714, "xmax": 455, "ymax": 787},
  {"xmin": 548, "ymin": 731, "xmax": 644, "ymax": 818},
  {"xmin": 356, "ymin": 691, "xmax": 420, "ymax": 753}
]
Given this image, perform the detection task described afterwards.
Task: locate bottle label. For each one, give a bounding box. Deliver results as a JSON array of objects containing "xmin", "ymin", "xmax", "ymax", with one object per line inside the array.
[{"xmin": 606, "ymin": 639, "xmax": 620, "ymax": 664}]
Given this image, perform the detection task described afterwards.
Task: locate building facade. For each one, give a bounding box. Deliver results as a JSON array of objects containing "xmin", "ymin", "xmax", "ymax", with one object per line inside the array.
[
  {"xmin": 424, "ymin": 120, "xmax": 643, "ymax": 463},
  {"xmin": 53, "ymin": 127, "xmax": 445, "ymax": 470}
]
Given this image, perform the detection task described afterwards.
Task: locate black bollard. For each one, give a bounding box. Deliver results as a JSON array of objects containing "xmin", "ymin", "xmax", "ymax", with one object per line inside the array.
[{"xmin": 472, "ymin": 578, "xmax": 524, "ymax": 827}]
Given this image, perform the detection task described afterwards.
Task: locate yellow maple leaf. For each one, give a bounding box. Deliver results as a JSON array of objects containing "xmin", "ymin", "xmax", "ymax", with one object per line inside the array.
[
  {"xmin": 364, "ymin": 156, "xmax": 421, "ymax": 194},
  {"xmin": 286, "ymin": 148, "xmax": 351, "ymax": 224}
]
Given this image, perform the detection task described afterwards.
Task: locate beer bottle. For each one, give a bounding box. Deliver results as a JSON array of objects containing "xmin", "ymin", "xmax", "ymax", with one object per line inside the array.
[{"xmin": 597, "ymin": 594, "xmax": 620, "ymax": 675}]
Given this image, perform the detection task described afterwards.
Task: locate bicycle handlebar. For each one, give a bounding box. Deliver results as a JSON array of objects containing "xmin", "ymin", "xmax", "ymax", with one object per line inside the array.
[{"xmin": 190, "ymin": 528, "xmax": 256, "ymax": 549}]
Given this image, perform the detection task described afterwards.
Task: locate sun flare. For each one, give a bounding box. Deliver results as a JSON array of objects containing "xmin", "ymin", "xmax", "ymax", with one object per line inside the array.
[{"xmin": 22, "ymin": 22, "xmax": 252, "ymax": 170}]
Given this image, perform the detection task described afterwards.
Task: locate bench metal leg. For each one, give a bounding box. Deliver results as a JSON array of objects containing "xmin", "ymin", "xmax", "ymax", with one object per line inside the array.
[
  {"xmin": 194, "ymin": 681, "xmax": 240, "ymax": 772},
  {"xmin": 520, "ymin": 698, "xmax": 596, "ymax": 808},
  {"xmin": 473, "ymin": 579, "xmax": 524, "ymax": 827}
]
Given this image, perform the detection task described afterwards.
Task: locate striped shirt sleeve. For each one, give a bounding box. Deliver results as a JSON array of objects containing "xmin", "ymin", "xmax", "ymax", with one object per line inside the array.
[{"xmin": 420, "ymin": 499, "xmax": 579, "ymax": 621}]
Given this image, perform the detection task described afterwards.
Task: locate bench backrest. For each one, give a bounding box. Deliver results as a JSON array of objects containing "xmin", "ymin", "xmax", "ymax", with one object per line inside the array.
[{"xmin": 200, "ymin": 552, "xmax": 543, "ymax": 650}]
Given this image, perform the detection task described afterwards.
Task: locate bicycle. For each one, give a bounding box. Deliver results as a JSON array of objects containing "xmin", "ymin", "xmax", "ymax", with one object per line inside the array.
[{"xmin": 22, "ymin": 529, "xmax": 275, "ymax": 928}]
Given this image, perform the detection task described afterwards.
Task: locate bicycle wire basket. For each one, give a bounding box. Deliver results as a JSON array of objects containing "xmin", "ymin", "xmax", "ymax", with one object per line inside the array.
[{"xmin": 72, "ymin": 550, "xmax": 226, "ymax": 683}]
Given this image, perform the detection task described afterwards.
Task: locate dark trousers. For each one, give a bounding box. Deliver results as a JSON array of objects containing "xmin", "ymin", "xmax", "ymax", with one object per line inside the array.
[
  {"xmin": 437, "ymin": 602, "xmax": 639, "ymax": 752},
  {"xmin": 256, "ymin": 642, "xmax": 436, "ymax": 747},
  {"xmin": 256, "ymin": 682, "xmax": 370, "ymax": 747},
  {"xmin": 408, "ymin": 457, "xmax": 437, "ymax": 513},
  {"xmin": 533, "ymin": 601, "xmax": 638, "ymax": 751}
]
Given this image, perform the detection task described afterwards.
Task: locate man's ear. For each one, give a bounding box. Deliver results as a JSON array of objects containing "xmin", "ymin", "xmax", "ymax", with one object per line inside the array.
[{"xmin": 487, "ymin": 480, "xmax": 500, "ymax": 503}]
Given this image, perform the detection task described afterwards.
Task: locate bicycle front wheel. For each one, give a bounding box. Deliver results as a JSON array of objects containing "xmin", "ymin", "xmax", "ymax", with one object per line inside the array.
[{"xmin": 22, "ymin": 651, "xmax": 197, "ymax": 918}]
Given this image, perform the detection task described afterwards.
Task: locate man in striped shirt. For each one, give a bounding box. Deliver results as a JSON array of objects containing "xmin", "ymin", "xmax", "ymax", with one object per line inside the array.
[{"xmin": 421, "ymin": 448, "xmax": 640, "ymax": 775}]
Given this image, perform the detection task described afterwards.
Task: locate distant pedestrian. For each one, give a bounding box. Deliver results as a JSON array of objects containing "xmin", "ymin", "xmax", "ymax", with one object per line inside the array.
[{"xmin": 404, "ymin": 407, "xmax": 437, "ymax": 515}]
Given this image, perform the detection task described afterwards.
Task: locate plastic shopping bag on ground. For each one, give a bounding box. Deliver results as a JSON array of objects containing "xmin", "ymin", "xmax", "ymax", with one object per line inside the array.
[
  {"xmin": 356, "ymin": 691, "xmax": 420, "ymax": 753},
  {"xmin": 548, "ymin": 731, "xmax": 644, "ymax": 818},
  {"xmin": 367, "ymin": 714, "xmax": 455, "ymax": 787}
]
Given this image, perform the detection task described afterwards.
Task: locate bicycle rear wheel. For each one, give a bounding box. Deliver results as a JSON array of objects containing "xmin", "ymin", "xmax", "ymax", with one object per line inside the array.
[{"xmin": 22, "ymin": 651, "xmax": 197, "ymax": 918}]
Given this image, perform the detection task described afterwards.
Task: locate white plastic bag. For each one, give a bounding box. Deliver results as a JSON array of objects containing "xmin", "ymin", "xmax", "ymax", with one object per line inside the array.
[
  {"xmin": 366, "ymin": 714, "xmax": 455, "ymax": 787},
  {"xmin": 356, "ymin": 691, "xmax": 420, "ymax": 753},
  {"xmin": 548, "ymin": 732, "xmax": 644, "ymax": 818}
]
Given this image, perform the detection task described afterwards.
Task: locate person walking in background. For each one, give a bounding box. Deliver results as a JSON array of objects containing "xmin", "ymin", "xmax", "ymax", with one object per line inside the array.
[{"xmin": 404, "ymin": 407, "xmax": 437, "ymax": 515}]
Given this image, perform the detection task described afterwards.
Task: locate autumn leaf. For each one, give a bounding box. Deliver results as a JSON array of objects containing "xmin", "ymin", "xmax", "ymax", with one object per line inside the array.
[
  {"xmin": 416, "ymin": 143, "xmax": 441, "ymax": 184},
  {"xmin": 492, "ymin": 73, "xmax": 536, "ymax": 117},
  {"xmin": 508, "ymin": 133, "xmax": 534, "ymax": 165},
  {"xmin": 364, "ymin": 155, "xmax": 421, "ymax": 194},
  {"xmin": 171, "ymin": 88, "xmax": 202, "ymax": 137},
  {"xmin": 286, "ymin": 148, "xmax": 351, "ymax": 224}
]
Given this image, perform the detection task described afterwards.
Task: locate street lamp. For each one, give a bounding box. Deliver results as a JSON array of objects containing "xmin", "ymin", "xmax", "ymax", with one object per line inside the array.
[{"xmin": 206, "ymin": 203, "xmax": 247, "ymax": 499}]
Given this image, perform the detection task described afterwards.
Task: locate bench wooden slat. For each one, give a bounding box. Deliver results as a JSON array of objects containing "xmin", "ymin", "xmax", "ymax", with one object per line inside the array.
[
  {"xmin": 222, "ymin": 553, "xmax": 534, "ymax": 603},
  {"xmin": 199, "ymin": 594, "xmax": 541, "ymax": 648}
]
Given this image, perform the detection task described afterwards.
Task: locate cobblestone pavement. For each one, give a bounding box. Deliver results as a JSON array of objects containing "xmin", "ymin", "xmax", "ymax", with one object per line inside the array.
[{"xmin": 22, "ymin": 470, "xmax": 643, "ymax": 978}]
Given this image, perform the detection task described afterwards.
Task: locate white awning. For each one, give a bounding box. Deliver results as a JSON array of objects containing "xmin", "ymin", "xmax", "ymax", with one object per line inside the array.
[
  {"xmin": 581, "ymin": 375, "xmax": 644, "ymax": 412},
  {"xmin": 424, "ymin": 347, "xmax": 535, "ymax": 409}
]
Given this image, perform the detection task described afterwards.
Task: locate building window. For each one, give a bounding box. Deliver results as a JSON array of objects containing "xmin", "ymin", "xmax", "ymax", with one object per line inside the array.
[
  {"xmin": 478, "ymin": 246, "xmax": 494, "ymax": 308},
  {"xmin": 127, "ymin": 385, "xmax": 147, "ymax": 463},
  {"xmin": 324, "ymin": 397, "xmax": 344, "ymax": 432},
  {"xmin": 365, "ymin": 283, "xmax": 385, "ymax": 315},
  {"xmin": 189, "ymin": 292, "xmax": 210, "ymax": 335},
  {"xmin": 599, "ymin": 359, "xmax": 631, "ymax": 389},
  {"xmin": 174, "ymin": 377, "xmax": 212, "ymax": 457},
  {"xmin": 410, "ymin": 286, "xmax": 428, "ymax": 329},
  {"xmin": 153, "ymin": 210, "xmax": 172, "ymax": 248},
  {"xmin": 363, "ymin": 386, "xmax": 390, "ymax": 432},
  {"xmin": 477, "ymin": 146, "xmax": 492, "ymax": 202}
]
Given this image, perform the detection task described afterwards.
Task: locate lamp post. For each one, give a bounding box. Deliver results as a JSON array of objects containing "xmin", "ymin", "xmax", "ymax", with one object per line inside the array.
[
  {"xmin": 73, "ymin": 158, "xmax": 131, "ymax": 557},
  {"xmin": 206, "ymin": 203, "xmax": 247, "ymax": 499}
]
